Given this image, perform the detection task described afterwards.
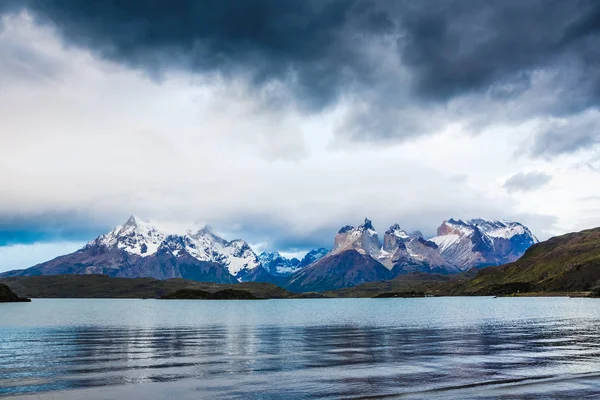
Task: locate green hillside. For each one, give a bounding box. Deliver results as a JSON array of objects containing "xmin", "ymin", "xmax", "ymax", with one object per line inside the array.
[{"xmin": 461, "ymin": 227, "xmax": 600, "ymax": 295}]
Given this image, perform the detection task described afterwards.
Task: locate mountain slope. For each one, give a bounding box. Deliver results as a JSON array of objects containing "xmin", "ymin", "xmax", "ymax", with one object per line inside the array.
[
  {"xmin": 430, "ymin": 218, "xmax": 538, "ymax": 269},
  {"xmin": 184, "ymin": 227, "xmax": 260, "ymax": 278},
  {"xmin": 286, "ymin": 249, "xmax": 394, "ymax": 292},
  {"xmin": 0, "ymin": 216, "xmax": 254, "ymax": 283},
  {"xmin": 382, "ymin": 224, "xmax": 459, "ymax": 274},
  {"xmin": 257, "ymin": 252, "xmax": 301, "ymax": 276},
  {"xmin": 298, "ymin": 248, "xmax": 328, "ymax": 268},
  {"xmin": 461, "ymin": 227, "xmax": 600, "ymax": 294},
  {"xmin": 0, "ymin": 240, "xmax": 238, "ymax": 284},
  {"xmin": 329, "ymin": 218, "xmax": 458, "ymax": 274}
]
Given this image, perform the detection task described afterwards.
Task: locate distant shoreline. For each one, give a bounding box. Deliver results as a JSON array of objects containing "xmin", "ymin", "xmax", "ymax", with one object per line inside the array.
[{"xmin": 0, "ymin": 274, "xmax": 596, "ymax": 300}]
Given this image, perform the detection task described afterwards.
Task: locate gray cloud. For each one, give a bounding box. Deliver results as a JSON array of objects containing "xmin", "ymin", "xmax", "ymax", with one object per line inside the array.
[
  {"xmin": 531, "ymin": 111, "xmax": 600, "ymax": 157},
  {"xmin": 1, "ymin": 0, "xmax": 598, "ymax": 152},
  {"xmin": 503, "ymin": 171, "xmax": 552, "ymax": 193},
  {"xmin": 9, "ymin": 0, "xmax": 393, "ymax": 111},
  {"xmin": 0, "ymin": 2, "xmax": 588, "ymax": 259}
]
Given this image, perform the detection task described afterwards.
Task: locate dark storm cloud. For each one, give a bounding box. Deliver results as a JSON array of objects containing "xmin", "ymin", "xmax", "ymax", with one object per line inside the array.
[
  {"xmin": 503, "ymin": 171, "xmax": 552, "ymax": 193},
  {"xmin": 9, "ymin": 0, "xmax": 394, "ymax": 110},
  {"xmin": 4, "ymin": 0, "xmax": 600, "ymax": 153},
  {"xmin": 396, "ymin": 0, "xmax": 600, "ymax": 103},
  {"xmin": 0, "ymin": 212, "xmax": 110, "ymax": 246}
]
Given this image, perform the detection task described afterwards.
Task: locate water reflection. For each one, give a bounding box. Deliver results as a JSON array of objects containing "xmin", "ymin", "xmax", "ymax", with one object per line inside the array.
[{"xmin": 2, "ymin": 301, "xmax": 600, "ymax": 399}]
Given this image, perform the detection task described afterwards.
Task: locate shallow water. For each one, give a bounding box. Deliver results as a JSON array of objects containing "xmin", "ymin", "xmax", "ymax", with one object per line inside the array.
[{"xmin": 2, "ymin": 297, "xmax": 600, "ymax": 399}]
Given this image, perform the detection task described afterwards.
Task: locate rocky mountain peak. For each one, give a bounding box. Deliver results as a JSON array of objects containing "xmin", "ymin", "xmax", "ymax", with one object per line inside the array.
[
  {"xmin": 411, "ymin": 230, "xmax": 424, "ymax": 239},
  {"xmin": 257, "ymin": 251, "xmax": 301, "ymax": 277},
  {"xmin": 91, "ymin": 216, "xmax": 166, "ymax": 256},
  {"xmin": 385, "ymin": 223, "xmax": 410, "ymax": 239},
  {"xmin": 359, "ymin": 217, "xmax": 375, "ymax": 231},
  {"xmin": 84, "ymin": 217, "xmax": 261, "ymax": 279},
  {"xmin": 431, "ymin": 217, "xmax": 538, "ymax": 269},
  {"xmin": 338, "ymin": 225, "xmax": 355, "ymax": 234},
  {"xmin": 298, "ymin": 248, "xmax": 328, "ymax": 267},
  {"xmin": 333, "ymin": 218, "xmax": 381, "ymax": 256},
  {"xmin": 123, "ymin": 214, "xmax": 137, "ymax": 227}
]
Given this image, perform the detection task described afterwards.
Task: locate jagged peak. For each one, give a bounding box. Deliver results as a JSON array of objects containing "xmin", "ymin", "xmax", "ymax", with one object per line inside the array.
[
  {"xmin": 123, "ymin": 215, "xmax": 138, "ymax": 227},
  {"xmin": 435, "ymin": 217, "xmax": 537, "ymax": 245},
  {"xmin": 385, "ymin": 223, "xmax": 410, "ymax": 239},
  {"xmin": 446, "ymin": 218, "xmax": 469, "ymax": 226},
  {"xmin": 411, "ymin": 230, "xmax": 424, "ymax": 239},
  {"xmin": 258, "ymin": 251, "xmax": 282, "ymax": 259},
  {"xmin": 359, "ymin": 217, "xmax": 374, "ymax": 230},
  {"xmin": 116, "ymin": 215, "xmax": 163, "ymax": 235},
  {"xmin": 191, "ymin": 225, "xmax": 227, "ymax": 243},
  {"xmin": 387, "ymin": 223, "xmax": 402, "ymax": 231},
  {"xmin": 338, "ymin": 225, "xmax": 355, "ymax": 234}
]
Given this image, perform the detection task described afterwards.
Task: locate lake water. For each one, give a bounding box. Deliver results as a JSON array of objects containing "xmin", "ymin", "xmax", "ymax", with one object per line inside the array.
[{"xmin": 2, "ymin": 297, "xmax": 600, "ymax": 399}]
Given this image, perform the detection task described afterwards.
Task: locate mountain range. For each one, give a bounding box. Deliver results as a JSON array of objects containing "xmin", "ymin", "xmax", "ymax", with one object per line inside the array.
[{"xmin": 0, "ymin": 215, "xmax": 538, "ymax": 291}]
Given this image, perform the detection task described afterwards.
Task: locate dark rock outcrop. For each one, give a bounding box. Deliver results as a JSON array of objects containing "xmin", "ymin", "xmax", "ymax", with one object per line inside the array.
[
  {"xmin": 0, "ymin": 283, "xmax": 30, "ymax": 302},
  {"xmin": 160, "ymin": 288, "xmax": 259, "ymax": 300}
]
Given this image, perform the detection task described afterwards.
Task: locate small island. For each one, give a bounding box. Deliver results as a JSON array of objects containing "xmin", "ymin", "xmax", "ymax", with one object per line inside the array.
[
  {"xmin": 373, "ymin": 291, "xmax": 426, "ymax": 298},
  {"xmin": 160, "ymin": 288, "xmax": 261, "ymax": 300},
  {"xmin": 0, "ymin": 283, "xmax": 31, "ymax": 303}
]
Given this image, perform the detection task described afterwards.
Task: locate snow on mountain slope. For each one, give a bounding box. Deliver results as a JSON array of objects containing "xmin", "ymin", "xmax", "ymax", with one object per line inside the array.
[
  {"xmin": 298, "ymin": 248, "xmax": 328, "ymax": 268},
  {"xmin": 91, "ymin": 216, "xmax": 260, "ymax": 279},
  {"xmin": 186, "ymin": 227, "xmax": 260, "ymax": 278},
  {"xmin": 257, "ymin": 248, "xmax": 329, "ymax": 277},
  {"xmin": 381, "ymin": 224, "xmax": 458, "ymax": 274},
  {"xmin": 469, "ymin": 218, "xmax": 538, "ymax": 241},
  {"xmin": 257, "ymin": 252, "xmax": 301, "ymax": 276},
  {"xmin": 430, "ymin": 218, "xmax": 538, "ymax": 269},
  {"xmin": 3, "ymin": 215, "xmax": 538, "ymax": 288},
  {"xmin": 325, "ymin": 219, "xmax": 457, "ymax": 274},
  {"xmin": 430, "ymin": 233, "xmax": 461, "ymax": 253},
  {"xmin": 92, "ymin": 215, "xmax": 166, "ymax": 256},
  {"xmin": 332, "ymin": 218, "xmax": 382, "ymax": 257}
]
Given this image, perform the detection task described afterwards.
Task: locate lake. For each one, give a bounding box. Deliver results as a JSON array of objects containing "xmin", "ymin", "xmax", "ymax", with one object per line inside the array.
[{"xmin": 2, "ymin": 297, "xmax": 600, "ymax": 399}]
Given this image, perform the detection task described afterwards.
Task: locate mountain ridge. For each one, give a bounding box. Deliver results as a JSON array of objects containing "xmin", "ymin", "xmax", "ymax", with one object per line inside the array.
[{"xmin": 0, "ymin": 215, "xmax": 538, "ymax": 292}]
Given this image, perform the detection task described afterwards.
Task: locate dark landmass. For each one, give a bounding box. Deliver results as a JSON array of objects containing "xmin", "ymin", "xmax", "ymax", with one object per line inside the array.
[
  {"xmin": 0, "ymin": 283, "xmax": 31, "ymax": 303},
  {"xmin": 325, "ymin": 271, "xmax": 477, "ymax": 297},
  {"xmin": 456, "ymin": 227, "xmax": 600, "ymax": 295},
  {"xmin": 0, "ymin": 275, "xmax": 294, "ymax": 299},
  {"xmin": 0, "ymin": 273, "xmax": 461, "ymax": 299},
  {"xmin": 373, "ymin": 291, "xmax": 426, "ymax": 298},
  {"xmin": 161, "ymin": 288, "xmax": 260, "ymax": 300}
]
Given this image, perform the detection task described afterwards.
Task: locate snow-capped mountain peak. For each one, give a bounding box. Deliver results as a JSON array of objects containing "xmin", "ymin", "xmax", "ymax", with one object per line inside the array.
[
  {"xmin": 258, "ymin": 251, "xmax": 302, "ymax": 276},
  {"xmin": 333, "ymin": 217, "xmax": 382, "ymax": 255},
  {"xmin": 89, "ymin": 217, "xmax": 260, "ymax": 279},
  {"xmin": 468, "ymin": 218, "xmax": 539, "ymax": 242},
  {"xmin": 359, "ymin": 217, "xmax": 378, "ymax": 236},
  {"xmin": 92, "ymin": 215, "xmax": 167, "ymax": 256},
  {"xmin": 430, "ymin": 217, "xmax": 538, "ymax": 269},
  {"xmin": 182, "ymin": 227, "xmax": 259, "ymax": 278},
  {"xmin": 386, "ymin": 223, "xmax": 410, "ymax": 239}
]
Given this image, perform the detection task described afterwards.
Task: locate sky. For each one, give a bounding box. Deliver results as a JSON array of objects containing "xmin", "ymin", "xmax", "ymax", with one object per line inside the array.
[{"xmin": 1, "ymin": 0, "xmax": 600, "ymax": 272}]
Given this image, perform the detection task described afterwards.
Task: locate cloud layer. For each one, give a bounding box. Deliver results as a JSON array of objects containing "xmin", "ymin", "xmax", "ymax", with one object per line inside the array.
[
  {"xmin": 1, "ymin": 3, "xmax": 600, "ymax": 271},
  {"xmin": 503, "ymin": 171, "xmax": 552, "ymax": 193},
  {"xmin": 2, "ymin": 0, "xmax": 596, "ymax": 153}
]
